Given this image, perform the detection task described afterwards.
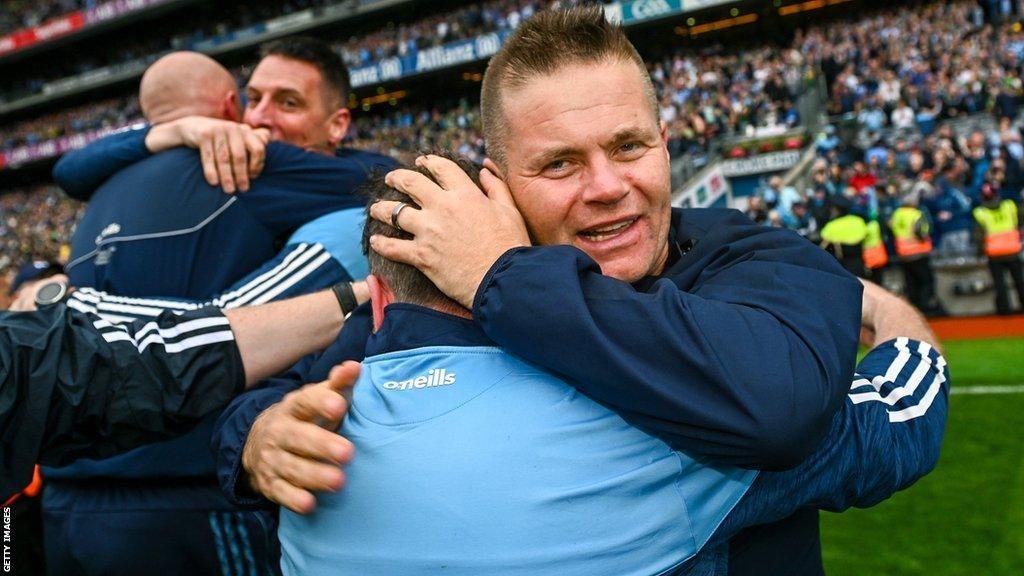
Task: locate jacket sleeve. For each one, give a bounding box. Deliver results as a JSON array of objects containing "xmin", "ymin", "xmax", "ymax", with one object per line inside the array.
[
  {"xmin": 212, "ymin": 302, "xmax": 375, "ymax": 508},
  {"xmin": 712, "ymin": 338, "xmax": 949, "ymax": 541},
  {"xmin": 238, "ymin": 144, "xmax": 397, "ymax": 236},
  {"xmin": 473, "ymin": 210, "xmax": 862, "ymax": 470},
  {"xmin": 66, "ymin": 240, "xmax": 350, "ymax": 326},
  {"xmin": 52, "ymin": 125, "xmax": 152, "ymax": 201},
  {"xmin": 0, "ymin": 304, "xmax": 244, "ymax": 500}
]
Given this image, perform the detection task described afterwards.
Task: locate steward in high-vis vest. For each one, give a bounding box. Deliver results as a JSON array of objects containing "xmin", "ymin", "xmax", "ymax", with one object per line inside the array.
[
  {"xmin": 973, "ymin": 183, "xmax": 1024, "ymax": 314},
  {"xmin": 891, "ymin": 206, "xmax": 933, "ymax": 260},
  {"xmin": 889, "ymin": 193, "xmax": 942, "ymax": 315},
  {"xmin": 820, "ymin": 196, "xmax": 868, "ymax": 278},
  {"xmin": 863, "ymin": 220, "xmax": 889, "ymax": 272}
]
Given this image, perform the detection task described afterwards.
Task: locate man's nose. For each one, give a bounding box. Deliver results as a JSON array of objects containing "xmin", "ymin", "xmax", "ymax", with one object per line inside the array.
[
  {"xmin": 245, "ymin": 99, "xmax": 275, "ymax": 129},
  {"xmin": 583, "ymin": 157, "xmax": 630, "ymax": 205}
]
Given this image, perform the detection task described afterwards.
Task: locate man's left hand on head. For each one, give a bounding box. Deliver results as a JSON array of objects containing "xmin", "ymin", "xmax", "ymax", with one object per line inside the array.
[{"xmin": 368, "ymin": 154, "xmax": 530, "ymax": 309}]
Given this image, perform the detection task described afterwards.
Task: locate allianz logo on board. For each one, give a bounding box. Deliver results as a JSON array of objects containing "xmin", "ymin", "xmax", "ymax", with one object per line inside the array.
[{"xmin": 382, "ymin": 369, "xmax": 456, "ymax": 391}]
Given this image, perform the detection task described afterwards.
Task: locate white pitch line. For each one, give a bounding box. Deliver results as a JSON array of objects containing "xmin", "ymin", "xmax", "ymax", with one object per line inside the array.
[{"xmin": 951, "ymin": 384, "xmax": 1024, "ymax": 396}]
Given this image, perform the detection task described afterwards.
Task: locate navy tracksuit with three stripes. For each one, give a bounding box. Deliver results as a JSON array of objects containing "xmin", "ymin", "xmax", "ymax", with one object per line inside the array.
[{"xmin": 43, "ymin": 127, "xmax": 395, "ymax": 576}]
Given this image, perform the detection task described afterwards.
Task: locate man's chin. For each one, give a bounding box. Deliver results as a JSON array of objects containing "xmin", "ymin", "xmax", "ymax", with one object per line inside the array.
[{"xmin": 595, "ymin": 258, "xmax": 651, "ymax": 284}]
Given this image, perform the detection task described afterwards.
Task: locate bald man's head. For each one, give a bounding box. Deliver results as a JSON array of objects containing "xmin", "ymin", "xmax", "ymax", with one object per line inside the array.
[{"xmin": 139, "ymin": 52, "xmax": 241, "ymax": 124}]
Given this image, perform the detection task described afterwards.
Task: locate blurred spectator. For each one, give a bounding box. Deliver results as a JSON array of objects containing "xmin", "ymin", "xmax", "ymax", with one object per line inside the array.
[
  {"xmin": 783, "ymin": 201, "xmax": 819, "ymax": 242},
  {"xmin": 819, "ymin": 195, "xmax": 868, "ymax": 278},
  {"xmin": 972, "ymin": 182, "xmax": 1024, "ymax": 314},
  {"xmin": 744, "ymin": 195, "xmax": 768, "ymax": 225},
  {"xmin": 889, "ymin": 190, "xmax": 944, "ymax": 315}
]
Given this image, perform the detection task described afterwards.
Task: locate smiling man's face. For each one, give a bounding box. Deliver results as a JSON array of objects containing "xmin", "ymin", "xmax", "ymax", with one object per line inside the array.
[{"xmin": 501, "ymin": 59, "xmax": 672, "ymax": 283}]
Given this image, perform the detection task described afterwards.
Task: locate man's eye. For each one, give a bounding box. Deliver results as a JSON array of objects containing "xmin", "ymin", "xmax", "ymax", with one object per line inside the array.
[
  {"xmin": 619, "ymin": 141, "xmax": 643, "ymax": 155},
  {"xmin": 546, "ymin": 160, "xmax": 566, "ymax": 171}
]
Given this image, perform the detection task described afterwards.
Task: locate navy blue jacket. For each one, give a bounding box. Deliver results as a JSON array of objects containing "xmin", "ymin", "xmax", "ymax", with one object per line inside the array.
[
  {"xmin": 50, "ymin": 126, "xmax": 395, "ymax": 481},
  {"xmin": 57, "ymin": 127, "xmax": 393, "ymax": 299},
  {"xmin": 213, "ymin": 207, "xmax": 862, "ymax": 574}
]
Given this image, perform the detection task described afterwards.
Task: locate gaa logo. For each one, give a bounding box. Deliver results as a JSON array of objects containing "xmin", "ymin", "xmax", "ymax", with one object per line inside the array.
[{"xmin": 631, "ymin": 0, "xmax": 673, "ymax": 20}]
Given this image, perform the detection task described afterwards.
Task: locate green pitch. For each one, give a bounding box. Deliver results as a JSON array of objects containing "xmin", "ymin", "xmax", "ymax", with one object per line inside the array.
[{"xmin": 822, "ymin": 337, "xmax": 1024, "ymax": 575}]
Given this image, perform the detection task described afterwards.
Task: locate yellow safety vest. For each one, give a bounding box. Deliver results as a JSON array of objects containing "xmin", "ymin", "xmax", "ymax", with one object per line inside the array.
[
  {"xmin": 890, "ymin": 207, "xmax": 933, "ymax": 257},
  {"xmin": 821, "ymin": 214, "xmax": 868, "ymax": 245},
  {"xmin": 863, "ymin": 220, "xmax": 888, "ymax": 269},
  {"xmin": 973, "ymin": 200, "xmax": 1022, "ymax": 257}
]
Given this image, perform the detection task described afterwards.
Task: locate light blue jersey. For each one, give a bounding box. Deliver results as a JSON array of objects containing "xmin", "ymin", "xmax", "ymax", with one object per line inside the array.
[{"xmin": 279, "ymin": 307, "xmax": 756, "ymax": 576}]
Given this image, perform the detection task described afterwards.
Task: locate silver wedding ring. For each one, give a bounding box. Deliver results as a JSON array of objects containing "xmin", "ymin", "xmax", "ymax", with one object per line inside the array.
[{"xmin": 391, "ymin": 202, "xmax": 410, "ymax": 233}]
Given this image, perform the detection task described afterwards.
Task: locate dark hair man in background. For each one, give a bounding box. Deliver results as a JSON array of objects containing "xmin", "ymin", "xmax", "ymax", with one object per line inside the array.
[{"xmin": 43, "ymin": 38, "xmax": 394, "ymax": 575}]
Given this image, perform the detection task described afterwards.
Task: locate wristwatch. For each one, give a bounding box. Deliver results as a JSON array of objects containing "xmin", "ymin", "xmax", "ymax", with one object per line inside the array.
[
  {"xmin": 34, "ymin": 279, "xmax": 70, "ymax": 308},
  {"xmin": 331, "ymin": 281, "xmax": 358, "ymax": 318}
]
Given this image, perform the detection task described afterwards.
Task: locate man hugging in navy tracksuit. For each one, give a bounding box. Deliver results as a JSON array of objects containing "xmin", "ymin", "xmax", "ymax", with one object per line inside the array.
[{"xmin": 276, "ymin": 159, "xmax": 949, "ymax": 576}]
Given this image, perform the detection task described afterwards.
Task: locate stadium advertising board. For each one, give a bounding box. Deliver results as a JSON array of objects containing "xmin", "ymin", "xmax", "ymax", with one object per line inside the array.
[
  {"xmin": 720, "ymin": 150, "xmax": 802, "ymax": 177},
  {"xmin": 611, "ymin": 0, "xmax": 734, "ymax": 25},
  {"xmin": 619, "ymin": 0, "xmax": 685, "ymax": 24},
  {"xmin": 350, "ymin": 30, "xmax": 510, "ymax": 88},
  {"xmin": 0, "ymin": 0, "xmax": 171, "ymax": 56},
  {"xmin": 673, "ymin": 165, "xmax": 731, "ymax": 208}
]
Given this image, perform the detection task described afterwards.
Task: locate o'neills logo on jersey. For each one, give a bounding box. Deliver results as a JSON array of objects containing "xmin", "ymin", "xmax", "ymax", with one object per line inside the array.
[{"xmin": 381, "ymin": 368, "xmax": 456, "ymax": 391}]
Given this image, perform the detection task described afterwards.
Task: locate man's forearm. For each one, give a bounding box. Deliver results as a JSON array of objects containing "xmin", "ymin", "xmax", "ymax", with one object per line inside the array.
[
  {"xmin": 225, "ymin": 290, "xmax": 344, "ymax": 386},
  {"xmin": 861, "ymin": 280, "xmax": 940, "ymax": 351},
  {"xmin": 144, "ymin": 119, "xmax": 186, "ymax": 153}
]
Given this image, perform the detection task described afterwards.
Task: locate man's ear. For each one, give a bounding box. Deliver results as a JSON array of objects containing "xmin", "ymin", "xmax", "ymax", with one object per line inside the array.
[
  {"xmin": 482, "ymin": 158, "xmax": 505, "ymax": 180},
  {"xmin": 327, "ymin": 107, "xmax": 352, "ymax": 148},
  {"xmin": 367, "ymin": 274, "xmax": 395, "ymax": 332},
  {"xmin": 223, "ymin": 90, "xmax": 242, "ymax": 123}
]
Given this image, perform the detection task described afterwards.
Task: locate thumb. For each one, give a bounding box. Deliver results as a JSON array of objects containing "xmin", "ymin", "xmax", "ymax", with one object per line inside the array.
[{"xmin": 326, "ymin": 361, "xmax": 361, "ymax": 393}]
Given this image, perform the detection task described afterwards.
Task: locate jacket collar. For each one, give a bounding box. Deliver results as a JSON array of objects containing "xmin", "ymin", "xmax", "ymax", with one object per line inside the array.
[{"xmin": 365, "ymin": 303, "xmax": 494, "ymax": 357}]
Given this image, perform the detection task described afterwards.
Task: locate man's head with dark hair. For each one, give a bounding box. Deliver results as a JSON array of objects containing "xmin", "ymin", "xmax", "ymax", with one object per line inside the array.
[
  {"xmin": 260, "ymin": 37, "xmax": 350, "ymax": 106},
  {"xmin": 244, "ymin": 36, "xmax": 352, "ymax": 154},
  {"xmin": 361, "ymin": 151, "xmax": 480, "ymax": 317}
]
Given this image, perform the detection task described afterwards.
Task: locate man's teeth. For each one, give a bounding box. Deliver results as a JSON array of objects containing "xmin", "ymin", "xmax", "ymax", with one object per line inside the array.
[{"xmin": 581, "ymin": 219, "xmax": 633, "ymax": 240}]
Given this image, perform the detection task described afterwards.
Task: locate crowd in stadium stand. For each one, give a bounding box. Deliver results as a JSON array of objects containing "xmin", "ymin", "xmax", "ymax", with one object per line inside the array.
[
  {"xmin": 3, "ymin": 0, "xmax": 1023, "ymax": 315},
  {"xmin": 756, "ymin": 116, "xmax": 1022, "ymax": 242},
  {"xmin": 0, "ymin": 0, "xmax": 564, "ymax": 104},
  {"xmin": 1, "ymin": 96, "xmax": 141, "ymax": 150},
  {"xmin": 0, "ymin": 0, "xmax": 87, "ymax": 37},
  {"xmin": 649, "ymin": 46, "xmax": 808, "ymax": 158},
  {"xmin": 347, "ymin": 99, "xmax": 487, "ymax": 164},
  {"xmin": 336, "ymin": 0, "xmax": 554, "ymax": 68},
  {"xmin": 801, "ymin": 1, "xmax": 1024, "ymax": 126},
  {"xmin": 0, "ymin": 185, "xmax": 82, "ymax": 280},
  {"xmin": 745, "ymin": 112, "xmax": 1024, "ymax": 314}
]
